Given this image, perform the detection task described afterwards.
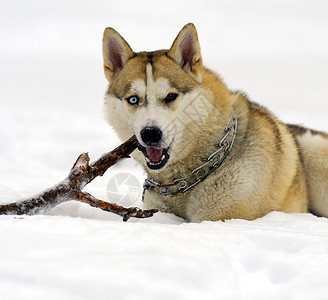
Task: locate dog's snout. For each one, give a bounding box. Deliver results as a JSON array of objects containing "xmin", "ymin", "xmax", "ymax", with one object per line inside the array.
[{"xmin": 140, "ymin": 127, "xmax": 162, "ymax": 146}]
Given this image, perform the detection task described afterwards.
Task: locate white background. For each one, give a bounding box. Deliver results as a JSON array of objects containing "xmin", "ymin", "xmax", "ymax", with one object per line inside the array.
[{"xmin": 0, "ymin": 1, "xmax": 328, "ymax": 299}]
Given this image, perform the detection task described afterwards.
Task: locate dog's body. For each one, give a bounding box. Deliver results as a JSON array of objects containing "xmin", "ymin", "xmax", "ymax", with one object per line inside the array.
[{"xmin": 103, "ymin": 24, "xmax": 328, "ymax": 222}]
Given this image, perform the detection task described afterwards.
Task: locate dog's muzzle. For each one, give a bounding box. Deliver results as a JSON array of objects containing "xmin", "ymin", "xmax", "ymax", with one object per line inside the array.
[{"xmin": 138, "ymin": 126, "xmax": 170, "ymax": 170}]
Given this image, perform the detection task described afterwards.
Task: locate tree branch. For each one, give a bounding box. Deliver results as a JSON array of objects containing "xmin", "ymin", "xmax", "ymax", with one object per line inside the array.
[{"xmin": 0, "ymin": 136, "xmax": 157, "ymax": 221}]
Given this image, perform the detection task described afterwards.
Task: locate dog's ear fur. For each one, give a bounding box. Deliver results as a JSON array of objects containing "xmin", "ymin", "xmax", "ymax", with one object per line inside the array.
[
  {"xmin": 168, "ymin": 23, "xmax": 202, "ymax": 81},
  {"xmin": 103, "ymin": 28, "xmax": 134, "ymax": 82}
]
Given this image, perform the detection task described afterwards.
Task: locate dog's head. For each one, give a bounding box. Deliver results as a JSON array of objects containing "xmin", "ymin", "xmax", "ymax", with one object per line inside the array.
[{"xmin": 103, "ymin": 24, "xmax": 214, "ymax": 171}]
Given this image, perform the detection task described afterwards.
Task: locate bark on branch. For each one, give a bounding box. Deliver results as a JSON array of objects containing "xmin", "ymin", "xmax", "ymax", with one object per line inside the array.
[{"xmin": 0, "ymin": 136, "xmax": 157, "ymax": 221}]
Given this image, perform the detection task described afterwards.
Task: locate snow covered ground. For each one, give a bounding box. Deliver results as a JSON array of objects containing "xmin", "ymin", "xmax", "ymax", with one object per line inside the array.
[{"xmin": 1, "ymin": 0, "xmax": 328, "ymax": 299}]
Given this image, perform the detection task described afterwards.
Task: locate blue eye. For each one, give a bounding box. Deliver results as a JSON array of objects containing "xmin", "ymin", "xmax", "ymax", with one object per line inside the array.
[{"xmin": 127, "ymin": 96, "xmax": 139, "ymax": 105}]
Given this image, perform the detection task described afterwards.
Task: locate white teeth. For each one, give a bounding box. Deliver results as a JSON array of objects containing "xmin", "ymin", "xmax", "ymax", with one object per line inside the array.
[{"xmin": 145, "ymin": 154, "xmax": 166, "ymax": 165}]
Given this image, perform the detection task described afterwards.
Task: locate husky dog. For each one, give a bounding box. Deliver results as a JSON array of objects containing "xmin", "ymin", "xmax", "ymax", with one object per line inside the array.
[{"xmin": 102, "ymin": 23, "xmax": 328, "ymax": 222}]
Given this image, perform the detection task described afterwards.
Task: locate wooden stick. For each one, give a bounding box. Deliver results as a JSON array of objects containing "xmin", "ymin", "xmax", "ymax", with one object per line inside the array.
[{"xmin": 0, "ymin": 136, "xmax": 158, "ymax": 221}]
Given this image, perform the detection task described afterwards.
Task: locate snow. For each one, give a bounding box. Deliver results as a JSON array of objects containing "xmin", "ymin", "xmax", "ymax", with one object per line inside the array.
[
  {"xmin": 1, "ymin": 213, "xmax": 328, "ymax": 300},
  {"xmin": 1, "ymin": 0, "xmax": 328, "ymax": 299}
]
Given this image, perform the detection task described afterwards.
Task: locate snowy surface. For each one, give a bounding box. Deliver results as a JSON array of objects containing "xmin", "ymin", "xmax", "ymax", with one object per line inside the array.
[{"xmin": 1, "ymin": 0, "xmax": 328, "ymax": 299}]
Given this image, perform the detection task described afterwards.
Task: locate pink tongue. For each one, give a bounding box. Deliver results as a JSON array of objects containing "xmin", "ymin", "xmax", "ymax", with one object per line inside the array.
[{"xmin": 146, "ymin": 147, "xmax": 163, "ymax": 162}]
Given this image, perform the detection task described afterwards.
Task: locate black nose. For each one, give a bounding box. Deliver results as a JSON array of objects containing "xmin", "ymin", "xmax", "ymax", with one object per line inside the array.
[{"xmin": 140, "ymin": 127, "xmax": 162, "ymax": 146}]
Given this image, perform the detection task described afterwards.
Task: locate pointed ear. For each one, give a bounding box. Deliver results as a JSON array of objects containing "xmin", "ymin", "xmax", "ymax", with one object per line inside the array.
[
  {"xmin": 103, "ymin": 28, "xmax": 134, "ymax": 81},
  {"xmin": 168, "ymin": 23, "xmax": 202, "ymax": 80}
]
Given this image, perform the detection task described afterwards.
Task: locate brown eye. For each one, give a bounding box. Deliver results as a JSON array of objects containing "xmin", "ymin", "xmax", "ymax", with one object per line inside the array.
[{"xmin": 164, "ymin": 93, "xmax": 178, "ymax": 104}]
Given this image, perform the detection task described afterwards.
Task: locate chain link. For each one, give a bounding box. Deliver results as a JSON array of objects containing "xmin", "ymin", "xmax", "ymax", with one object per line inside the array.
[{"xmin": 143, "ymin": 117, "xmax": 238, "ymax": 197}]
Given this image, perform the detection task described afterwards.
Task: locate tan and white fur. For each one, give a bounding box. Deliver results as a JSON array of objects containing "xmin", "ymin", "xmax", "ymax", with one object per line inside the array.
[{"xmin": 103, "ymin": 24, "xmax": 328, "ymax": 222}]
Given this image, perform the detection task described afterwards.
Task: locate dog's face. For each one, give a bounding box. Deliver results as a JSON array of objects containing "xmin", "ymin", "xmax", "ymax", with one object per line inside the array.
[{"xmin": 103, "ymin": 24, "xmax": 210, "ymax": 171}]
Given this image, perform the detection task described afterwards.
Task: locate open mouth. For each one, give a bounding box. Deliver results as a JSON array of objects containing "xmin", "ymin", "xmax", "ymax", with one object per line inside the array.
[{"xmin": 138, "ymin": 145, "xmax": 170, "ymax": 170}]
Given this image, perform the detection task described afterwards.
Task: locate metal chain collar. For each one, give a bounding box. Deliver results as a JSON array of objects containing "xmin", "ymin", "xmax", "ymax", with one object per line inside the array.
[{"xmin": 143, "ymin": 117, "xmax": 238, "ymax": 197}]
